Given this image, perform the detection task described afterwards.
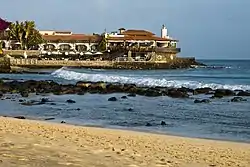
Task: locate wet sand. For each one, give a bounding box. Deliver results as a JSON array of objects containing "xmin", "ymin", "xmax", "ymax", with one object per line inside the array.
[{"xmin": 0, "ymin": 117, "xmax": 249, "ymax": 167}]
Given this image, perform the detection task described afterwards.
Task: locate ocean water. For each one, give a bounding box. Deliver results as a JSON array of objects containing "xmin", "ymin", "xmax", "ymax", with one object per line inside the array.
[{"xmin": 0, "ymin": 60, "xmax": 250, "ymax": 142}]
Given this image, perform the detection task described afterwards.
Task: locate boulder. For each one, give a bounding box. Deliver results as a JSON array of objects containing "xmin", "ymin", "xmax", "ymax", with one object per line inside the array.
[
  {"xmin": 237, "ymin": 91, "xmax": 250, "ymax": 96},
  {"xmin": 19, "ymin": 99, "xmax": 24, "ymax": 102},
  {"xmin": 20, "ymin": 91, "xmax": 29, "ymax": 98},
  {"xmin": 121, "ymin": 96, "xmax": 127, "ymax": 99},
  {"xmin": 89, "ymin": 82, "xmax": 107, "ymax": 90},
  {"xmin": 214, "ymin": 89, "xmax": 235, "ymax": 97},
  {"xmin": 145, "ymin": 123, "xmax": 152, "ymax": 127},
  {"xmin": 193, "ymin": 87, "xmax": 213, "ymax": 95},
  {"xmin": 123, "ymin": 84, "xmax": 137, "ymax": 92},
  {"xmin": 41, "ymin": 98, "xmax": 50, "ymax": 103},
  {"xmin": 177, "ymin": 87, "xmax": 193, "ymax": 93},
  {"xmin": 66, "ymin": 99, "xmax": 76, "ymax": 103},
  {"xmin": 161, "ymin": 121, "xmax": 167, "ymax": 126},
  {"xmin": 144, "ymin": 88, "xmax": 162, "ymax": 97},
  {"xmin": 106, "ymin": 84, "xmax": 123, "ymax": 93},
  {"xmin": 108, "ymin": 97, "xmax": 117, "ymax": 101},
  {"xmin": 194, "ymin": 99, "xmax": 211, "ymax": 103},
  {"xmin": 230, "ymin": 97, "xmax": 247, "ymax": 102},
  {"xmin": 128, "ymin": 108, "xmax": 133, "ymax": 111},
  {"xmin": 167, "ymin": 89, "xmax": 189, "ymax": 98}
]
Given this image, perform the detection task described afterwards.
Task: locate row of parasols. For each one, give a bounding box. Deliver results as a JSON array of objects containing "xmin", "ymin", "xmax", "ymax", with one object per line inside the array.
[{"xmin": 40, "ymin": 51, "xmax": 104, "ymax": 56}]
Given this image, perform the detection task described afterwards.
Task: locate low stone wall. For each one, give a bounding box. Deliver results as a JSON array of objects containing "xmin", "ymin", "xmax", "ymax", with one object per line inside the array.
[
  {"xmin": 9, "ymin": 57, "xmax": 201, "ymax": 69},
  {"xmin": 3, "ymin": 50, "xmax": 40, "ymax": 56},
  {"xmin": 10, "ymin": 59, "xmax": 114, "ymax": 68}
]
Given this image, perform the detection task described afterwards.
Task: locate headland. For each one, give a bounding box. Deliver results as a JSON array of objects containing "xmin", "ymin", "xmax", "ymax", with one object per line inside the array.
[{"xmin": 1, "ymin": 21, "xmax": 203, "ymax": 72}]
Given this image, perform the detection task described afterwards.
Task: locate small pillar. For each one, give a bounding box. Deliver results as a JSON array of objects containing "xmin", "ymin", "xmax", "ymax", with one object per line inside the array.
[{"xmin": 128, "ymin": 51, "xmax": 133, "ymax": 61}]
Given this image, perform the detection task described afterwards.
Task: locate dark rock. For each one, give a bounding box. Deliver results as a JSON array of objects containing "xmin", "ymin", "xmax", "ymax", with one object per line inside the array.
[
  {"xmin": 121, "ymin": 96, "xmax": 127, "ymax": 99},
  {"xmin": 123, "ymin": 84, "xmax": 137, "ymax": 92},
  {"xmin": 14, "ymin": 116, "xmax": 26, "ymax": 119},
  {"xmin": 89, "ymin": 82, "xmax": 107, "ymax": 91},
  {"xmin": 106, "ymin": 84, "xmax": 123, "ymax": 93},
  {"xmin": 127, "ymin": 93, "xmax": 136, "ymax": 97},
  {"xmin": 128, "ymin": 108, "xmax": 133, "ymax": 111},
  {"xmin": 44, "ymin": 118, "xmax": 55, "ymax": 121},
  {"xmin": 66, "ymin": 99, "xmax": 76, "ymax": 103},
  {"xmin": 76, "ymin": 108, "xmax": 81, "ymax": 111},
  {"xmin": 237, "ymin": 91, "xmax": 250, "ymax": 96},
  {"xmin": 19, "ymin": 99, "xmax": 24, "ymax": 102},
  {"xmin": 20, "ymin": 91, "xmax": 29, "ymax": 98},
  {"xmin": 161, "ymin": 121, "xmax": 167, "ymax": 126},
  {"xmin": 214, "ymin": 89, "xmax": 235, "ymax": 97},
  {"xmin": 61, "ymin": 121, "xmax": 66, "ymax": 124},
  {"xmin": 231, "ymin": 97, "xmax": 247, "ymax": 102},
  {"xmin": 108, "ymin": 97, "xmax": 117, "ymax": 101},
  {"xmin": 193, "ymin": 87, "xmax": 213, "ymax": 95},
  {"xmin": 41, "ymin": 98, "xmax": 50, "ymax": 103},
  {"xmin": 145, "ymin": 123, "xmax": 152, "ymax": 127},
  {"xmin": 194, "ymin": 99, "xmax": 211, "ymax": 103},
  {"xmin": 168, "ymin": 89, "xmax": 189, "ymax": 98},
  {"xmin": 178, "ymin": 87, "xmax": 193, "ymax": 93},
  {"xmin": 144, "ymin": 88, "xmax": 162, "ymax": 97}
]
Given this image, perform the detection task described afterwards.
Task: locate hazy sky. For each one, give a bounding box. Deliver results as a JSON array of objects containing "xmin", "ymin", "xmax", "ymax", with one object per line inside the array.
[{"xmin": 1, "ymin": 0, "xmax": 250, "ymax": 59}]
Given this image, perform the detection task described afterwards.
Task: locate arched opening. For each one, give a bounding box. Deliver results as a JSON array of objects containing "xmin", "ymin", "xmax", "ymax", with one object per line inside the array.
[
  {"xmin": 12, "ymin": 43, "xmax": 21, "ymax": 50},
  {"xmin": 44, "ymin": 44, "xmax": 56, "ymax": 51},
  {"xmin": 91, "ymin": 45, "xmax": 98, "ymax": 52},
  {"xmin": 75, "ymin": 45, "xmax": 87, "ymax": 52},
  {"xmin": 59, "ymin": 44, "xmax": 71, "ymax": 51},
  {"xmin": 29, "ymin": 45, "xmax": 39, "ymax": 50}
]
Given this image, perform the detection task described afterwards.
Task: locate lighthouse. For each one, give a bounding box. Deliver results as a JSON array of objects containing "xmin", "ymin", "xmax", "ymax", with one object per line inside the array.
[{"xmin": 161, "ymin": 24, "xmax": 168, "ymax": 38}]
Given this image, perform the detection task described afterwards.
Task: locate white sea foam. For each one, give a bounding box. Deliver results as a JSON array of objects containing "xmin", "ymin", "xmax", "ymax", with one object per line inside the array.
[{"xmin": 51, "ymin": 68, "xmax": 250, "ymax": 91}]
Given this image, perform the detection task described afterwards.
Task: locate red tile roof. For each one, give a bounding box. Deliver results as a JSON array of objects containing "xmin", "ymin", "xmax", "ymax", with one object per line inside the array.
[
  {"xmin": 121, "ymin": 30, "xmax": 155, "ymax": 36},
  {"xmin": 42, "ymin": 34, "xmax": 102, "ymax": 42}
]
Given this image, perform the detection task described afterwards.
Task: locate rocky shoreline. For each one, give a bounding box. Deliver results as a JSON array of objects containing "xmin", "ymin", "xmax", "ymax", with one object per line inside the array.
[{"xmin": 0, "ymin": 79, "xmax": 249, "ymax": 101}]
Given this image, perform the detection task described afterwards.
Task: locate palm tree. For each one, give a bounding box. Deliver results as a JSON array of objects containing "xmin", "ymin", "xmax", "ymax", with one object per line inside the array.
[
  {"xmin": 8, "ymin": 20, "xmax": 43, "ymax": 50},
  {"xmin": 98, "ymin": 36, "xmax": 107, "ymax": 51}
]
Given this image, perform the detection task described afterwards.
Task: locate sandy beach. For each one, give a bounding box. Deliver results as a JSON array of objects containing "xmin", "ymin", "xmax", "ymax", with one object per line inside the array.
[{"xmin": 0, "ymin": 117, "xmax": 249, "ymax": 167}]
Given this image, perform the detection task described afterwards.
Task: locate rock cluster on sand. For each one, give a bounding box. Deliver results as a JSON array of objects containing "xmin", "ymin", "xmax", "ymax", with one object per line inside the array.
[{"xmin": 0, "ymin": 79, "xmax": 249, "ymax": 101}]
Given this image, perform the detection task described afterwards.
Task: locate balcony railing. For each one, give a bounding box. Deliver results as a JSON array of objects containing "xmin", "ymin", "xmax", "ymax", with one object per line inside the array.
[{"xmin": 108, "ymin": 46, "xmax": 181, "ymax": 53}]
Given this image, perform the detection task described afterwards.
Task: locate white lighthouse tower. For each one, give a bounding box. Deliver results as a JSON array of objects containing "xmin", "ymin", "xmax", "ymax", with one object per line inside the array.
[{"xmin": 161, "ymin": 24, "xmax": 168, "ymax": 38}]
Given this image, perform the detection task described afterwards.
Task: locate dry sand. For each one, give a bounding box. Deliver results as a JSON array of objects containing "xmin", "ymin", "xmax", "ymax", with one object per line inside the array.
[{"xmin": 0, "ymin": 117, "xmax": 249, "ymax": 167}]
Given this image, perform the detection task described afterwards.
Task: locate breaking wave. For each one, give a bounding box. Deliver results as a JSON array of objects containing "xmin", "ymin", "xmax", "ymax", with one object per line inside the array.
[
  {"xmin": 191, "ymin": 65, "xmax": 232, "ymax": 69},
  {"xmin": 51, "ymin": 68, "xmax": 250, "ymax": 91}
]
